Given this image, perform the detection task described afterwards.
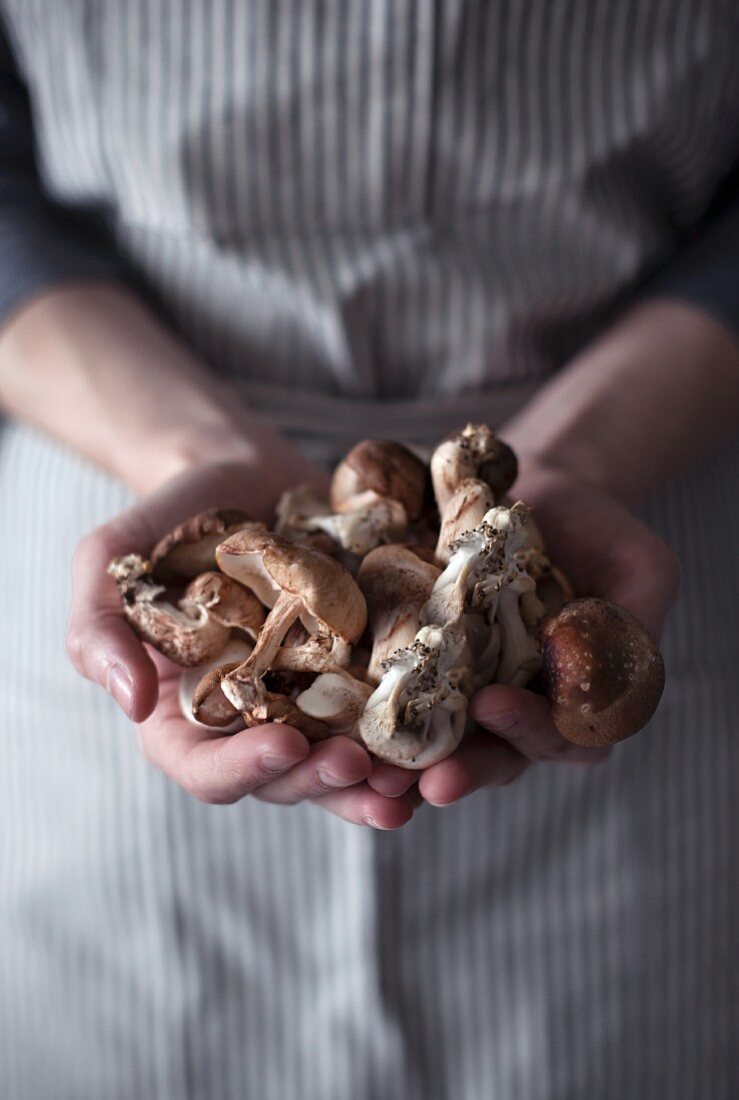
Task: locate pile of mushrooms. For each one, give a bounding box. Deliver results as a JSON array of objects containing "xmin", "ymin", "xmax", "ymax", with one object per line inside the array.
[{"xmin": 108, "ymin": 425, "xmax": 665, "ymax": 767}]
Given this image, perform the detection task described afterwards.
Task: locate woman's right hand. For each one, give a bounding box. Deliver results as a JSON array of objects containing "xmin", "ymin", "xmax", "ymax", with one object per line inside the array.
[{"xmin": 65, "ymin": 458, "xmax": 419, "ymax": 829}]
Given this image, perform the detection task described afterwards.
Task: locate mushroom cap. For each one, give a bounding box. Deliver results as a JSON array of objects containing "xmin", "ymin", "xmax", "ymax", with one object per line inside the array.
[
  {"xmin": 184, "ymin": 638, "xmax": 253, "ymax": 728},
  {"xmin": 431, "ymin": 424, "xmax": 518, "ymax": 511},
  {"xmin": 358, "ymin": 545, "xmax": 441, "ymax": 620},
  {"xmin": 541, "ymin": 598, "xmax": 665, "ymax": 747},
  {"xmin": 151, "ymin": 509, "xmax": 259, "ymax": 580},
  {"xmin": 216, "ymin": 528, "xmax": 367, "ymax": 642},
  {"xmin": 184, "ymin": 572, "xmax": 266, "ymax": 637},
  {"xmin": 330, "ymin": 440, "xmax": 428, "ymax": 521}
]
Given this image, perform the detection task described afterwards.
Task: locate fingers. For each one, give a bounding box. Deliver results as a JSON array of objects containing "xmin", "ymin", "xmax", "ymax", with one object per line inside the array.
[
  {"xmin": 66, "ymin": 523, "xmax": 159, "ymax": 721},
  {"xmin": 366, "ymin": 760, "xmax": 420, "ymax": 798},
  {"xmin": 418, "ymin": 733, "xmax": 529, "ymax": 806},
  {"xmin": 592, "ymin": 533, "xmax": 682, "ymax": 641},
  {"xmin": 470, "ymin": 685, "xmax": 610, "ymax": 766},
  {"xmin": 313, "ymin": 783, "xmax": 420, "ymax": 830},
  {"xmin": 252, "ymin": 737, "xmax": 372, "ymax": 804},
  {"xmin": 139, "ymin": 702, "xmax": 312, "ymax": 805},
  {"xmin": 418, "ymin": 684, "xmax": 609, "ymax": 808},
  {"xmin": 138, "ymin": 676, "xmax": 419, "ymax": 827}
]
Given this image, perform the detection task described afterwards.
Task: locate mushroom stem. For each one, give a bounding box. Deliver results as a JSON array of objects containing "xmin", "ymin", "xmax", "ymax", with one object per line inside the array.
[
  {"xmin": 222, "ymin": 590, "xmax": 302, "ymax": 710},
  {"xmin": 435, "ymin": 478, "xmax": 495, "ymax": 563},
  {"xmin": 495, "ymin": 584, "xmax": 542, "ymax": 685}
]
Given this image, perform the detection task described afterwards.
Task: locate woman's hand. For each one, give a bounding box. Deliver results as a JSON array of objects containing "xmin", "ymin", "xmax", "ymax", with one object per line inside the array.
[
  {"xmin": 418, "ymin": 463, "xmax": 681, "ymax": 807},
  {"xmin": 66, "ymin": 458, "xmax": 420, "ymax": 830}
]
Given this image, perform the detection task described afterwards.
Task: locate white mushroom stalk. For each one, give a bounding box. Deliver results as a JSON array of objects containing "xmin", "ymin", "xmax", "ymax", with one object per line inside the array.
[
  {"xmin": 358, "ymin": 625, "xmax": 472, "ymax": 768},
  {"xmin": 426, "ymin": 502, "xmax": 549, "ymax": 687},
  {"xmin": 276, "ymin": 485, "xmax": 408, "ymax": 556},
  {"xmin": 435, "ymin": 477, "xmax": 496, "ymax": 563},
  {"xmin": 108, "ymin": 554, "xmax": 230, "ymax": 666}
]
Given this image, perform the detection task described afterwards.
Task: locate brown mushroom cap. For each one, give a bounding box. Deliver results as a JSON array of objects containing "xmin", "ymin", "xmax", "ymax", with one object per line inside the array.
[
  {"xmin": 184, "ymin": 572, "xmax": 266, "ymax": 637},
  {"xmin": 191, "ymin": 661, "xmax": 246, "ymax": 727},
  {"xmin": 358, "ymin": 545, "xmax": 441, "ymax": 617},
  {"xmin": 151, "ymin": 509, "xmax": 259, "ymax": 580},
  {"xmin": 541, "ymin": 598, "xmax": 665, "ymax": 747},
  {"xmin": 216, "ymin": 528, "xmax": 367, "ymax": 643},
  {"xmin": 431, "ymin": 424, "xmax": 518, "ymax": 513},
  {"xmin": 330, "ymin": 440, "xmax": 428, "ymax": 522}
]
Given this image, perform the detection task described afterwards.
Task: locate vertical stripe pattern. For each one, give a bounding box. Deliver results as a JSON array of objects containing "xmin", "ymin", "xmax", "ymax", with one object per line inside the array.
[{"xmin": 0, "ymin": 2, "xmax": 738, "ymax": 1097}]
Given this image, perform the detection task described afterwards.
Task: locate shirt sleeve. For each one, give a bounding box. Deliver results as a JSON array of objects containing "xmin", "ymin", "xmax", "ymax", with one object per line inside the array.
[
  {"xmin": 642, "ymin": 166, "xmax": 739, "ymax": 341},
  {"xmin": 0, "ymin": 21, "xmax": 128, "ymax": 330}
]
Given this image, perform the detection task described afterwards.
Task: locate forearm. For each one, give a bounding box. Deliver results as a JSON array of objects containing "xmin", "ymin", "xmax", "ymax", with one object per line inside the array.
[
  {"xmin": 0, "ymin": 281, "xmax": 303, "ymax": 494},
  {"xmin": 503, "ymin": 299, "xmax": 739, "ymax": 506}
]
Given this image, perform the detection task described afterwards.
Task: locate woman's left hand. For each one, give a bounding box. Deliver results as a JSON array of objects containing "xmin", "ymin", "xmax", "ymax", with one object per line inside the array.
[{"xmin": 413, "ymin": 463, "xmax": 681, "ymax": 807}]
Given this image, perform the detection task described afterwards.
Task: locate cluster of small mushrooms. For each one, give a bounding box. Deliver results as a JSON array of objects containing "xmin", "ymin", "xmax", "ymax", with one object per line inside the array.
[{"xmin": 109, "ymin": 425, "xmax": 665, "ymax": 768}]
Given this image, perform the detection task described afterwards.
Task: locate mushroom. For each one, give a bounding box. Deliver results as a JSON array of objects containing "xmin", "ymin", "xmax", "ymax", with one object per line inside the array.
[
  {"xmin": 423, "ymin": 502, "xmax": 547, "ymax": 688},
  {"xmin": 357, "ymin": 545, "xmax": 441, "ymax": 684},
  {"xmin": 215, "ymin": 530, "xmax": 367, "ymax": 723},
  {"xmin": 184, "ymin": 572, "xmax": 266, "ymax": 638},
  {"xmin": 358, "ymin": 624, "xmax": 472, "ymax": 768},
  {"xmin": 423, "ymin": 503, "xmax": 534, "ymax": 625},
  {"xmin": 108, "ymin": 554, "xmax": 230, "ymax": 666},
  {"xmin": 330, "ymin": 440, "xmax": 428, "ymax": 522},
  {"xmin": 181, "ymin": 638, "xmax": 252, "ymax": 728},
  {"xmin": 435, "ymin": 477, "xmax": 496, "ymax": 563},
  {"xmin": 150, "ymin": 509, "xmax": 261, "ymax": 580},
  {"xmin": 192, "ymin": 660, "xmax": 329, "ymax": 739},
  {"xmin": 430, "ymin": 424, "xmax": 518, "ymax": 514},
  {"xmin": 295, "ymin": 669, "xmax": 373, "ymax": 740},
  {"xmin": 275, "ymin": 485, "xmax": 408, "ymax": 557},
  {"xmin": 540, "ymin": 598, "xmax": 665, "ymax": 747}
]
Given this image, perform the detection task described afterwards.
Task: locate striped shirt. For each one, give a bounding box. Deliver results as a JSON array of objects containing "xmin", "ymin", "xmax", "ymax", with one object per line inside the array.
[{"xmin": 0, "ymin": 3, "xmax": 738, "ymax": 1098}]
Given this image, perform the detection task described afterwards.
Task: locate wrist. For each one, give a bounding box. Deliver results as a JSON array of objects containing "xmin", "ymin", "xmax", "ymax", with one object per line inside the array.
[{"xmin": 130, "ymin": 411, "xmax": 314, "ymax": 497}]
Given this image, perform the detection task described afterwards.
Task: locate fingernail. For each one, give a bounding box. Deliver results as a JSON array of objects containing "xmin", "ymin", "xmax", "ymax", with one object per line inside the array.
[
  {"xmin": 261, "ymin": 754, "xmax": 300, "ymax": 774},
  {"xmin": 106, "ymin": 664, "xmax": 133, "ymax": 717},
  {"xmin": 364, "ymin": 816, "xmax": 393, "ymax": 830},
  {"xmin": 317, "ymin": 768, "xmax": 353, "ymax": 789}
]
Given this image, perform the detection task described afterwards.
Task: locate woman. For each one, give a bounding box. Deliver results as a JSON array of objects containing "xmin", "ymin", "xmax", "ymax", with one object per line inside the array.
[{"xmin": 0, "ymin": 3, "xmax": 737, "ymax": 1097}]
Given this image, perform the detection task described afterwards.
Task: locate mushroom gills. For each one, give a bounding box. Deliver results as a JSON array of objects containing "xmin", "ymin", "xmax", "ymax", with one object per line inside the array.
[
  {"xmin": 108, "ymin": 554, "xmax": 231, "ymax": 666},
  {"xmin": 276, "ymin": 485, "xmax": 408, "ymax": 556}
]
